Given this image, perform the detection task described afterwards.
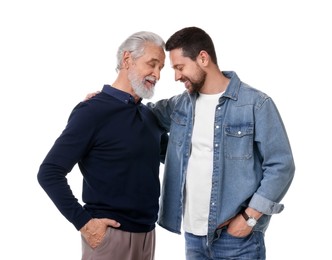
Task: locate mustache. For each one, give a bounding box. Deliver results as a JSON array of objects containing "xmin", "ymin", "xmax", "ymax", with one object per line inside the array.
[
  {"xmin": 179, "ymin": 76, "xmax": 189, "ymax": 83},
  {"xmin": 144, "ymin": 76, "xmax": 157, "ymax": 85}
]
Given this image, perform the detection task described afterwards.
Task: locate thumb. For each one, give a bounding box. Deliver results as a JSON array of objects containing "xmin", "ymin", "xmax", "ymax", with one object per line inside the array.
[{"xmin": 102, "ymin": 218, "xmax": 121, "ymax": 227}]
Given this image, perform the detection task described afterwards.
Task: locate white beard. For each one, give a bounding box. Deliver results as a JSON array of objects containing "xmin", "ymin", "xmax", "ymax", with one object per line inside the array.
[{"xmin": 128, "ymin": 70, "xmax": 155, "ymax": 99}]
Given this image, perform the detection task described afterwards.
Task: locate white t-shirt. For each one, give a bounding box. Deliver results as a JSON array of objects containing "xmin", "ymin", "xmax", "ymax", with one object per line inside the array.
[{"xmin": 183, "ymin": 92, "xmax": 223, "ymax": 235}]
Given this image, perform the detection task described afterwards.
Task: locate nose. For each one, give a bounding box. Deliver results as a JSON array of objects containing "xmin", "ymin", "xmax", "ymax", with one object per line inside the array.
[
  {"xmin": 152, "ymin": 67, "xmax": 162, "ymax": 81},
  {"xmin": 174, "ymin": 71, "xmax": 182, "ymax": 81}
]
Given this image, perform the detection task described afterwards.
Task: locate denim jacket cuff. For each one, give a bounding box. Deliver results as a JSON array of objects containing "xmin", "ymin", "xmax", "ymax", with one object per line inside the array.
[{"xmin": 249, "ymin": 193, "xmax": 284, "ymax": 215}]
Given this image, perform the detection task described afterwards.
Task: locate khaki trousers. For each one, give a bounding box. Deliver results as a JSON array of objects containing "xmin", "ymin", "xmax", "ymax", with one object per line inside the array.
[{"xmin": 82, "ymin": 227, "xmax": 155, "ymax": 260}]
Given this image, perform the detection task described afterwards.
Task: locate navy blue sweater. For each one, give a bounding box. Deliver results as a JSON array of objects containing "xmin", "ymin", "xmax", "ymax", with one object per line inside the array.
[{"xmin": 38, "ymin": 85, "xmax": 167, "ymax": 232}]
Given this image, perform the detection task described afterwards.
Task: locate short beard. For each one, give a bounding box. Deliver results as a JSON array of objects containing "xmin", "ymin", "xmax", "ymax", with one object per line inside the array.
[
  {"xmin": 128, "ymin": 70, "xmax": 155, "ymax": 99},
  {"xmin": 187, "ymin": 67, "xmax": 206, "ymax": 93}
]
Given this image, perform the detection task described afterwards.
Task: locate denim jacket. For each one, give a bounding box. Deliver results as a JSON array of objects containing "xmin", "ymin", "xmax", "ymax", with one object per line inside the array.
[{"xmin": 148, "ymin": 71, "xmax": 295, "ymax": 245}]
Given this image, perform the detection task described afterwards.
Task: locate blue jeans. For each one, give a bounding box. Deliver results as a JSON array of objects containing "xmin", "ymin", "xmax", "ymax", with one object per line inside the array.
[{"xmin": 185, "ymin": 228, "xmax": 266, "ymax": 260}]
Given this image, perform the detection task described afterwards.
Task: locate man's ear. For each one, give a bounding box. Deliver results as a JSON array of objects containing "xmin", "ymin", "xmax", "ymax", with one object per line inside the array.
[
  {"xmin": 198, "ymin": 50, "xmax": 209, "ymax": 66},
  {"xmin": 123, "ymin": 51, "xmax": 131, "ymax": 69}
]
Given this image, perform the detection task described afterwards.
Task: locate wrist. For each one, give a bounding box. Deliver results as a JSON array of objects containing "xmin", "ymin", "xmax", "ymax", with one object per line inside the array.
[
  {"xmin": 241, "ymin": 210, "xmax": 258, "ymax": 227},
  {"xmin": 244, "ymin": 208, "xmax": 262, "ymax": 220}
]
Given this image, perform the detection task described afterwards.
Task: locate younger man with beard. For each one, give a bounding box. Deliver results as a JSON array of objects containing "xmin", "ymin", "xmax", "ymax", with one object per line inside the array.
[
  {"xmin": 37, "ymin": 31, "xmax": 167, "ymax": 260},
  {"xmin": 148, "ymin": 27, "xmax": 295, "ymax": 260}
]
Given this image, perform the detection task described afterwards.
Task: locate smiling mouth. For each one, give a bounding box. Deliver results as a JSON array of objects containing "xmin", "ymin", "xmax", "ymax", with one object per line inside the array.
[
  {"xmin": 184, "ymin": 80, "xmax": 191, "ymax": 89},
  {"xmin": 145, "ymin": 79, "xmax": 156, "ymax": 88}
]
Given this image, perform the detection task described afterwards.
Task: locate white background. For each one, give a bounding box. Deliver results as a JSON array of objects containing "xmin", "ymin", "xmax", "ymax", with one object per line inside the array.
[{"xmin": 1, "ymin": 0, "xmax": 331, "ymax": 259}]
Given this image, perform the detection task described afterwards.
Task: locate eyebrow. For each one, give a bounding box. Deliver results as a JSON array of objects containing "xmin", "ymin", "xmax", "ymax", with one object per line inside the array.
[
  {"xmin": 172, "ymin": 64, "xmax": 182, "ymax": 70},
  {"xmin": 148, "ymin": 58, "xmax": 162, "ymax": 63},
  {"xmin": 148, "ymin": 58, "xmax": 165, "ymax": 68}
]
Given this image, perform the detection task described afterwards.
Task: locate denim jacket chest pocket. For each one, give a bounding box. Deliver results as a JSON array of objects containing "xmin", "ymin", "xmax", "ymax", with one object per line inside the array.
[
  {"xmin": 169, "ymin": 110, "xmax": 188, "ymax": 146},
  {"xmin": 224, "ymin": 124, "xmax": 254, "ymax": 160}
]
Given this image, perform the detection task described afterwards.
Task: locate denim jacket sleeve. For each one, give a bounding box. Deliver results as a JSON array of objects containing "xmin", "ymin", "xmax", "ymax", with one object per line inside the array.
[
  {"xmin": 147, "ymin": 93, "xmax": 184, "ymax": 132},
  {"xmin": 249, "ymin": 96, "xmax": 295, "ymax": 215}
]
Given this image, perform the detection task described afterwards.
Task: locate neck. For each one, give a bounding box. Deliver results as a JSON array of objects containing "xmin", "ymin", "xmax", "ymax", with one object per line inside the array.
[
  {"xmin": 199, "ymin": 70, "xmax": 230, "ymax": 94},
  {"xmin": 112, "ymin": 74, "xmax": 141, "ymax": 103}
]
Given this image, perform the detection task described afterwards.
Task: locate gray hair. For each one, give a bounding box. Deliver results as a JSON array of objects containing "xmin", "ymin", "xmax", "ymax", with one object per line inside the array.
[{"xmin": 116, "ymin": 31, "xmax": 165, "ymax": 72}]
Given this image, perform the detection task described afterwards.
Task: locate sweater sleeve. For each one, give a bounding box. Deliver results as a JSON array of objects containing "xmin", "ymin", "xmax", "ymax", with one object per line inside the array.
[{"xmin": 37, "ymin": 102, "xmax": 96, "ymax": 230}]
